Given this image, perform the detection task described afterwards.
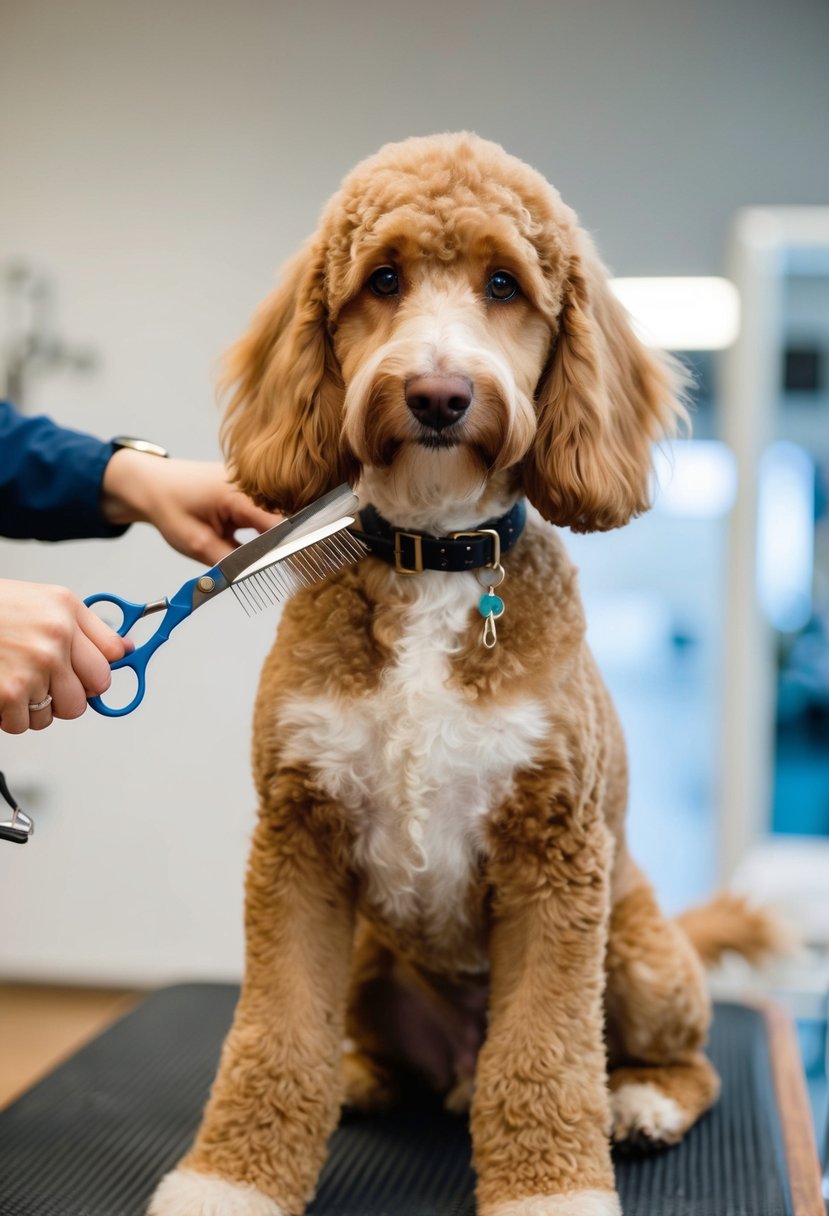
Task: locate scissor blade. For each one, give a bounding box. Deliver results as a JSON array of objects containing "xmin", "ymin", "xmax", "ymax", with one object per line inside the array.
[{"xmin": 215, "ymin": 485, "xmax": 360, "ymax": 586}]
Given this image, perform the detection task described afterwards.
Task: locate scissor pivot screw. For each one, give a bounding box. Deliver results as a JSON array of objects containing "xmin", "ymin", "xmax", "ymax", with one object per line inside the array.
[{"xmin": 198, "ymin": 576, "xmax": 216, "ymax": 593}]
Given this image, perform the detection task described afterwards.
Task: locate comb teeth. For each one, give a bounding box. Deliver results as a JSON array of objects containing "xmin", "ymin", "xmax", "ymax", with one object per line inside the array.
[{"xmin": 231, "ymin": 528, "xmax": 366, "ymax": 617}]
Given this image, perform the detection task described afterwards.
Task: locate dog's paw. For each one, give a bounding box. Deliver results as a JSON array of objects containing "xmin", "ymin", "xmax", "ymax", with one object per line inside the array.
[
  {"xmin": 443, "ymin": 1068, "xmax": 475, "ymax": 1114},
  {"xmin": 341, "ymin": 1048, "xmax": 400, "ymax": 1112},
  {"xmin": 489, "ymin": 1192, "xmax": 622, "ymax": 1216},
  {"xmin": 610, "ymin": 1081, "xmax": 686, "ymax": 1147},
  {"xmin": 147, "ymin": 1168, "xmax": 285, "ymax": 1216}
]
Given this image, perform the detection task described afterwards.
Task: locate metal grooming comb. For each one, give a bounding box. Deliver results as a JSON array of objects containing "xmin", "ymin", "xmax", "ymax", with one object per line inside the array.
[{"xmin": 230, "ymin": 493, "xmax": 366, "ymax": 616}]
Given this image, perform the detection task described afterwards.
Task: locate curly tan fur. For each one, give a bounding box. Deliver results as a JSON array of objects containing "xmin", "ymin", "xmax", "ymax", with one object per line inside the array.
[
  {"xmin": 676, "ymin": 891, "xmax": 795, "ymax": 967},
  {"xmin": 150, "ymin": 134, "xmax": 720, "ymax": 1216}
]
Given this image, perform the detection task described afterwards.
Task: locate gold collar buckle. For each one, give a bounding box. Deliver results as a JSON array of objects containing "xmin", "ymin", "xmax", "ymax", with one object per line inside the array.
[
  {"xmin": 449, "ymin": 527, "xmax": 501, "ymax": 569},
  {"xmin": 393, "ymin": 531, "xmax": 425, "ymax": 575}
]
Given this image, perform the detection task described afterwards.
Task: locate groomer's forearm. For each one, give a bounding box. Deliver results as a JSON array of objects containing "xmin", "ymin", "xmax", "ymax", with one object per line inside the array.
[
  {"xmin": 99, "ymin": 448, "xmax": 161, "ymax": 526},
  {"xmin": 101, "ymin": 451, "xmax": 278, "ymax": 565},
  {"xmin": 0, "ymin": 402, "xmax": 127, "ymax": 541}
]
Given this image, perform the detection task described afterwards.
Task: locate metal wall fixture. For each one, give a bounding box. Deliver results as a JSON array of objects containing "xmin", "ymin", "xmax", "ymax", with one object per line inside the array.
[{"xmin": 1, "ymin": 262, "xmax": 97, "ymax": 409}]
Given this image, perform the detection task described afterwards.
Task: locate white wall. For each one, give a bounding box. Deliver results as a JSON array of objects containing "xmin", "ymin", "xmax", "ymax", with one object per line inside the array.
[{"xmin": 1, "ymin": 0, "xmax": 826, "ymax": 983}]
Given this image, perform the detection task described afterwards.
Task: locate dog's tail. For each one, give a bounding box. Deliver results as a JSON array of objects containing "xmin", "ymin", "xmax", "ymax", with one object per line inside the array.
[{"xmin": 676, "ymin": 891, "xmax": 796, "ymax": 968}]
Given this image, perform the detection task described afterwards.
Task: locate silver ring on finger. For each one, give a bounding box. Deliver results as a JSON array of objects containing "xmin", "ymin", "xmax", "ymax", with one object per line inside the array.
[{"xmin": 28, "ymin": 694, "xmax": 53, "ymax": 712}]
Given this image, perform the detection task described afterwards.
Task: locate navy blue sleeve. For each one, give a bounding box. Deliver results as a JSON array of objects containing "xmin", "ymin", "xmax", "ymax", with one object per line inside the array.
[{"xmin": 0, "ymin": 400, "xmax": 129, "ymax": 541}]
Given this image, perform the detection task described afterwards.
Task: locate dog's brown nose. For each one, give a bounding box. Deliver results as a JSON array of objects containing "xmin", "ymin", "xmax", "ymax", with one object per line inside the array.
[{"xmin": 405, "ymin": 376, "xmax": 472, "ymax": 431}]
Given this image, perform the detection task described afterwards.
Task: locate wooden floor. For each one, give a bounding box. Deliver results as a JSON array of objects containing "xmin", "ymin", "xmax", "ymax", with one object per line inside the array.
[{"xmin": 0, "ymin": 984, "xmax": 140, "ymax": 1109}]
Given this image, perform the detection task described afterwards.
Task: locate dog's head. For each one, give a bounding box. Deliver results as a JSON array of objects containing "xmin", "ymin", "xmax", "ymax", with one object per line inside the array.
[{"xmin": 222, "ymin": 133, "xmax": 685, "ymax": 532}]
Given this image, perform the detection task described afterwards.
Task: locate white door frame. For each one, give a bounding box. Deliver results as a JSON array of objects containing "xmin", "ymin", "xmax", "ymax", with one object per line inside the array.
[{"xmin": 720, "ymin": 206, "xmax": 829, "ymax": 880}]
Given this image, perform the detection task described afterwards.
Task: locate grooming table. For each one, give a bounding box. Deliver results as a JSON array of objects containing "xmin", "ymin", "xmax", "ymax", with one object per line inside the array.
[{"xmin": 0, "ymin": 984, "xmax": 823, "ymax": 1216}]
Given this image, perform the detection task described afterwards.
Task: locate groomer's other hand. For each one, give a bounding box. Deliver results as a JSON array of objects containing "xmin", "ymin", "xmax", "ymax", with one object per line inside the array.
[
  {"xmin": 101, "ymin": 452, "xmax": 280, "ymax": 565},
  {"xmin": 0, "ymin": 579, "xmax": 131, "ymax": 733}
]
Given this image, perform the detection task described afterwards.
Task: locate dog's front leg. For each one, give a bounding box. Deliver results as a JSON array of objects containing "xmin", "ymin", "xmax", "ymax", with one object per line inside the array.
[
  {"xmin": 148, "ymin": 778, "xmax": 355, "ymax": 1216},
  {"xmin": 472, "ymin": 796, "xmax": 619, "ymax": 1216}
]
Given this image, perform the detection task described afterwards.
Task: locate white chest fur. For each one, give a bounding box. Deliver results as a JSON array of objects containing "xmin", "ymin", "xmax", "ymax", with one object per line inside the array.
[{"xmin": 278, "ymin": 573, "xmax": 547, "ymax": 940}]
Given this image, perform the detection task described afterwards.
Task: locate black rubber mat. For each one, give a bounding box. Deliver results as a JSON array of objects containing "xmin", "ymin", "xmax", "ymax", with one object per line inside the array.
[{"xmin": 0, "ymin": 984, "xmax": 794, "ymax": 1215}]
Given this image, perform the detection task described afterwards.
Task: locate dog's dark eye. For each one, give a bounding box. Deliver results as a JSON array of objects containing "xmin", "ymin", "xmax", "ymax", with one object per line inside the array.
[
  {"xmin": 486, "ymin": 271, "xmax": 519, "ymax": 301},
  {"xmin": 368, "ymin": 266, "xmax": 400, "ymax": 297}
]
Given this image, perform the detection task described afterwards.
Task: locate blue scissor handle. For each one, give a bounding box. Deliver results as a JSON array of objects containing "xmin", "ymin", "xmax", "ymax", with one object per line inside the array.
[
  {"xmin": 84, "ymin": 591, "xmax": 151, "ymax": 638},
  {"xmin": 84, "ymin": 575, "xmax": 204, "ymax": 717}
]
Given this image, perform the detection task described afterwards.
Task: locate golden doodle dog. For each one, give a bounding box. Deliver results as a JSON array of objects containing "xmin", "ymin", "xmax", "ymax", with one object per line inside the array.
[{"xmin": 149, "ymin": 133, "xmax": 763, "ymax": 1216}]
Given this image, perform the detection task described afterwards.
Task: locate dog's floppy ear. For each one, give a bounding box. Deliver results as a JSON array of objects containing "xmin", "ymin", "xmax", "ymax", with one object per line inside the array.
[
  {"xmin": 522, "ymin": 243, "xmax": 686, "ymax": 532},
  {"xmin": 220, "ymin": 240, "xmax": 353, "ymax": 514}
]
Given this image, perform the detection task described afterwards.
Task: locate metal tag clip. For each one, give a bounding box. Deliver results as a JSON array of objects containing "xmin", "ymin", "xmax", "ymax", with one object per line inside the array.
[
  {"xmin": 0, "ymin": 771, "xmax": 34, "ymax": 844},
  {"xmin": 450, "ymin": 529, "xmax": 507, "ymax": 649}
]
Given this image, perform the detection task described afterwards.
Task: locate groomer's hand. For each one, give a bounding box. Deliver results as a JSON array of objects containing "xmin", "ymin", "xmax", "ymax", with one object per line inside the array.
[
  {"xmin": 0, "ymin": 579, "xmax": 131, "ymax": 733},
  {"xmin": 100, "ymin": 452, "xmax": 279, "ymax": 565}
]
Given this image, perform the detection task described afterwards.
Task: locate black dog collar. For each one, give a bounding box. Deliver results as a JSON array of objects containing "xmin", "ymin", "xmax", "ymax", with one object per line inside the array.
[{"xmin": 350, "ymin": 500, "xmax": 526, "ymax": 575}]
